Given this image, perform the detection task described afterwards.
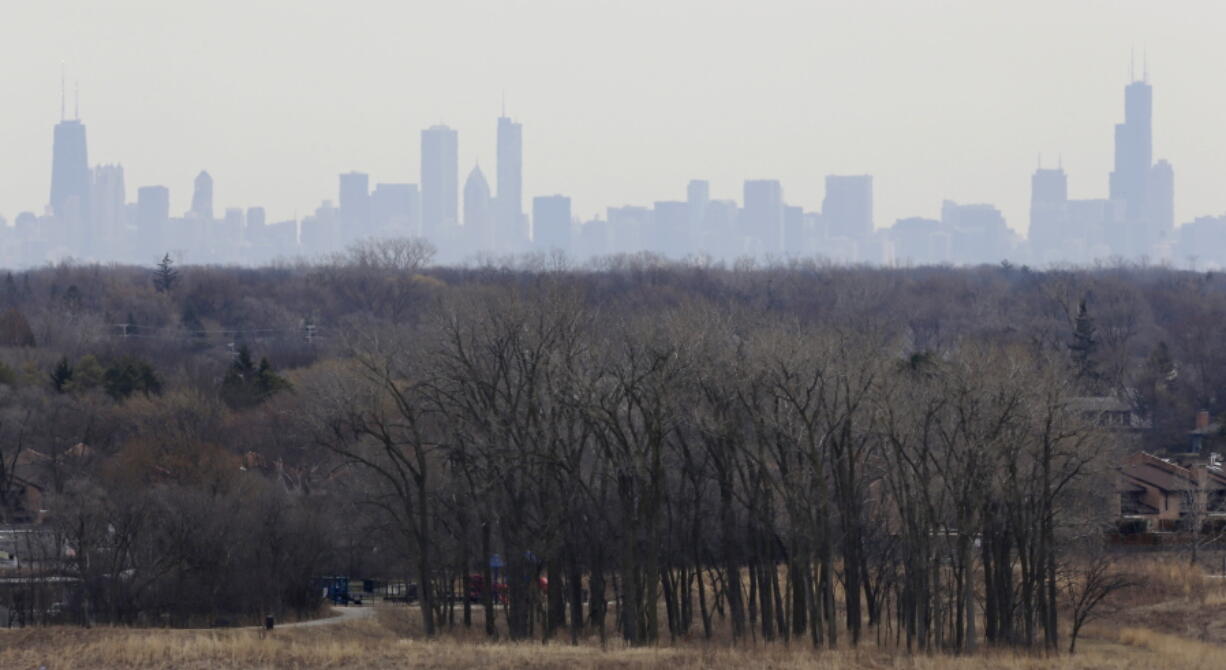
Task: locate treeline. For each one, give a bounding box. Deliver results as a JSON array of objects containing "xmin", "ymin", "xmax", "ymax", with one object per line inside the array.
[
  {"xmin": 0, "ymin": 242, "xmax": 1210, "ymax": 643},
  {"xmin": 314, "ymin": 283, "xmax": 1113, "ymax": 651}
]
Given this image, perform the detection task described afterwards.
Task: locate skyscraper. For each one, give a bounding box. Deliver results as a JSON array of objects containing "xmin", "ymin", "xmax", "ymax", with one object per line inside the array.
[
  {"xmin": 371, "ymin": 183, "xmax": 419, "ymax": 236},
  {"xmin": 464, "ymin": 165, "xmax": 493, "ymax": 252},
  {"xmin": 742, "ymin": 180, "xmax": 784, "ymax": 254},
  {"xmin": 136, "ymin": 185, "xmax": 170, "ymax": 259},
  {"xmin": 91, "ymin": 165, "xmax": 126, "ymax": 260},
  {"xmin": 533, "ymin": 195, "xmax": 571, "ymax": 252},
  {"xmin": 822, "ymin": 175, "xmax": 873, "ymax": 241},
  {"xmin": 496, "ymin": 115, "xmax": 524, "ymax": 249},
  {"xmin": 653, "ymin": 200, "xmax": 689, "ymax": 257},
  {"xmin": 190, "ymin": 171, "xmax": 214, "ymax": 220},
  {"xmin": 339, "ymin": 171, "xmax": 371, "ymax": 241},
  {"xmin": 421, "ymin": 125, "xmax": 459, "ymax": 242},
  {"xmin": 49, "ymin": 116, "xmax": 90, "ymax": 226},
  {"xmin": 1148, "ymin": 159, "xmax": 1174, "ymax": 240},
  {"xmin": 687, "ymin": 180, "xmax": 709, "ymax": 253},
  {"xmin": 1028, "ymin": 166, "xmax": 1068, "ymax": 263},
  {"xmin": 1109, "ymin": 78, "xmax": 1152, "ymax": 223}
]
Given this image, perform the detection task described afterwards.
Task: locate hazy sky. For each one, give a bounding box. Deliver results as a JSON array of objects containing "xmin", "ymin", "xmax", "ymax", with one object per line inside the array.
[{"xmin": 3, "ymin": 1, "xmax": 1224, "ymax": 234}]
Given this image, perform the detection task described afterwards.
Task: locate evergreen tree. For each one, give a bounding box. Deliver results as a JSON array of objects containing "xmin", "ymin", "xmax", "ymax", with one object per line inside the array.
[
  {"xmin": 1069, "ymin": 297, "xmax": 1100, "ymax": 387},
  {"xmin": 221, "ymin": 345, "xmax": 289, "ymax": 409},
  {"xmin": 103, "ymin": 357, "xmax": 162, "ymax": 400},
  {"xmin": 3, "ymin": 273, "xmax": 18, "ymax": 308},
  {"xmin": 49, "ymin": 357, "xmax": 73, "ymax": 393},
  {"xmin": 153, "ymin": 253, "xmax": 179, "ymax": 293}
]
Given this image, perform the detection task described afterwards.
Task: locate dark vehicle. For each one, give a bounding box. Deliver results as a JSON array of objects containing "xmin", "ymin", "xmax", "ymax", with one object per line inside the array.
[{"xmin": 313, "ymin": 576, "xmax": 361, "ymax": 605}]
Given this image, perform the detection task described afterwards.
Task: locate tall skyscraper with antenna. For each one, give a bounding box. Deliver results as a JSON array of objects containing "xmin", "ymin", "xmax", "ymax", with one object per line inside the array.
[
  {"xmin": 49, "ymin": 74, "xmax": 90, "ymax": 226},
  {"xmin": 1108, "ymin": 55, "xmax": 1170, "ymax": 256}
]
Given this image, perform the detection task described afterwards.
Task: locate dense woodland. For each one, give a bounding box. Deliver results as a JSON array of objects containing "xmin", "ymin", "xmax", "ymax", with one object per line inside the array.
[{"xmin": 0, "ymin": 240, "xmax": 1218, "ymax": 651}]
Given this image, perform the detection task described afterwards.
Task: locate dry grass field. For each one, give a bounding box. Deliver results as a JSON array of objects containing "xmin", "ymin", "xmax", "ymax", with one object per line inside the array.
[{"xmin": 3, "ymin": 556, "xmax": 1225, "ymax": 670}]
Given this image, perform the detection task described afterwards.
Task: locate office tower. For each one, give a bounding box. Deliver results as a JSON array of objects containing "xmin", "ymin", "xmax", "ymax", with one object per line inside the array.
[
  {"xmin": 1028, "ymin": 167, "xmax": 1069, "ymax": 263},
  {"xmin": 823, "ymin": 175, "xmax": 873, "ymax": 241},
  {"xmin": 1148, "ymin": 159, "xmax": 1174, "ymax": 239},
  {"xmin": 137, "ymin": 186, "xmax": 171, "ymax": 259},
  {"xmin": 889, "ymin": 217, "xmax": 948, "ymax": 266},
  {"xmin": 496, "ymin": 115, "xmax": 524, "ymax": 248},
  {"xmin": 90, "ymin": 164, "xmax": 126, "ymax": 259},
  {"xmin": 300, "ymin": 200, "xmax": 339, "ymax": 255},
  {"xmin": 653, "ymin": 201, "xmax": 689, "ymax": 257},
  {"xmin": 687, "ymin": 180, "xmax": 709, "ymax": 252},
  {"xmin": 533, "ymin": 195, "xmax": 571, "ymax": 252},
  {"xmin": 246, "ymin": 207, "xmax": 266, "ymax": 230},
  {"xmin": 702, "ymin": 200, "xmax": 740, "ymax": 259},
  {"xmin": 421, "ymin": 125, "xmax": 459, "ymax": 241},
  {"xmin": 783, "ymin": 205, "xmax": 805, "ymax": 255},
  {"xmin": 463, "ymin": 165, "xmax": 493, "ymax": 252},
  {"xmin": 49, "ymin": 115, "xmax": 90, "ymax": 224},
  {"xmin": 190, "ymin": 171, "xmax": 214, "ymax": 220},
  {"xmin": 607, "ymin": 205, "xmax": 651, "ymax": 254},
  {"xmin": 338, "ymin": 171, "xmax": 371, "ymax": 241},
  {"xmin": 1106, "ymin": 68, "xmax": 1176, "ymax": 257},
  {"xmin": 742, "ymin": 180, "xmax": 784, "ymax": 254},
  {"xmin": 244, "ymin": 206, "xmax": 266, "ymax": 254},
  {"xmin": 1109, "ymin": 78, "xmax": 1152, "ymax": 223},
  {"xmin": 941, "ymin": 200, "xmax": 1013, "ymax": 264},
  {"xmin": 371, "ymin": 183, "xmax": 419, "ymax": 236}
]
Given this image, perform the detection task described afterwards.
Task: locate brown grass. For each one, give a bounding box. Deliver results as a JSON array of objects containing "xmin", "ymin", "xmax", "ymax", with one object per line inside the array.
[
  {"xmin": 4, "ymin": 555, "xmax": 1226, "ymax": 669},
  {"xmin": 0, "ymin": 614, "xmax": 1219, "ymax": 670}
]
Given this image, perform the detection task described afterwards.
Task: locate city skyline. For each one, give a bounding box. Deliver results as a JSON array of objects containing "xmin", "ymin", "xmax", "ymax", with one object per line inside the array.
[
  {"xmin": 7, "ymin": 65, "xmax": 1226, "ymax": 267},
  {"xmin": 6, "ymin": 1, "xmax": 1226, "ymax": 234}
]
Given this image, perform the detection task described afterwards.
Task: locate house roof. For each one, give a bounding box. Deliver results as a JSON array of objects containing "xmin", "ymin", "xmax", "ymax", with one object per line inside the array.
[
  {"xmin": 1120, "ymin": 451, "xmax": 1226, "ymax": 493},
  {"xmin": 1070, "ymin": 396, "xmax": 1134, "ymax": 413}
]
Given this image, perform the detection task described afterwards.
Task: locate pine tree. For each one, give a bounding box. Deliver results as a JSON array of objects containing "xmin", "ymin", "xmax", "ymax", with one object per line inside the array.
[
  {"xmin": 153, "ymin": 253, "xmax": 179, "ymax": 293},
  {"xmin": 49, "ymin": 357, "xmax": 73, "ymax": 393},
  {"xmin": 221, "ymin": 345, "xmax": 289, "ymax": 409},
  {"xmin": 1069, "ymin": 298, "xmax": 1100, "ymax": 387}
]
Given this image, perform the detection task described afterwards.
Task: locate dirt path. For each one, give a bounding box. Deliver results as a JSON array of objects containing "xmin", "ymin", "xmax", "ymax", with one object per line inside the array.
[{"xmin": 274, "ymin": 606, "xmax": 375, "ymax": 629}]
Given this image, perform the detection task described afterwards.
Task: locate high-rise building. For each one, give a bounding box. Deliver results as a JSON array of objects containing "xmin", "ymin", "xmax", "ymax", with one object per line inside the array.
[
  {"xmin": 742, "ymin": 180, "xmax": 784, "ymax": 254},
  {"xmin": 90, "ymin": 164, "xmax": 126, "ymax": 259},
  {"xmin": 1107, "ymin": 70, "xmax": 1175, "ymax": 257},
  {"xmin": 1028, "ymin": 167, "xmax": 1068, "ymax": 263},
  {"xmin": 371, "ymin": 183, "xmax": 419, "ymax": 236},
  {"xmin": 533, "ymin": 195, "xmax": 571, "ymax": 252},
  {"xmin": 49, "ymin": 117, "xmax": 90, "ymax": 224},
  {"xmin": 496, "ymin": 115, "xmax": 524, "ymax": 249},
  {"xmin": 608, "ymin": 205, "xmax": 651, "ymax": 254},
  {"xmin": 1148, "ymin": 159, "xmax": 1174, "ymax": 239},
  {"xmin": 464, "ymin": 165, "xmax": 493, "ymax": 252},
  {"xmin": 421, "ymin": 125, "xmax": 459, "ymax": 241},
  {"xmin": 339, "ymin": 171, "xmax": 371, "ymax": 241},
  {"xmin": 686, "ymin": 180, "xmax": 709, "ymax": 251},
  {"xmin": 246, "ymin": 207, "xmax": 266, "ymax": 230},
  {"xmin": 823, "ymin": 175, "xmax": 873, "ymax": 241},
  {"xmin": 190, "ymin": 171, "xmax": 214, "ymax": 220},
  {"xmin": 941, "ymin": 200, "xmax": 1013, "ymax": 264},
  {"xmin": 653, "ymin": 201, "xmax": 689, "ymax": 257},
  {"xmin": 1109, "ymin": 79, "xmax": 1152, "ymax": 223},
  {"xmin": 136, "ymin": 186, "xmax": 170, "ymax": 259}
]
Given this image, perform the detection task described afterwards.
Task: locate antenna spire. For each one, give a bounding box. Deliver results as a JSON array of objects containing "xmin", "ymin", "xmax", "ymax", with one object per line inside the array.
[
  {"xmin": 74, "ymin": 80, "xmax": 79, "ymax": 120},
  {"xmin": 59, "ymin": 62, "xmax": 65, "ymax": 121},
  {"xmin": 1143, "ymin": 50, "xmax": 1149, "ymax": 83},
  {"xmin": 1130, "ymin": 47, "xmax": 1136, "ymax": 82},
  {"xmin": 501, "ymin": 90, "xmax": 506, "ymax": 118}
]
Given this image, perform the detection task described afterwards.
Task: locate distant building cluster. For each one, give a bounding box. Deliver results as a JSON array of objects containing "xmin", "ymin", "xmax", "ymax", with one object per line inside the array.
[{"xmin": 0, "ymin": 71, "xmax": 1215, "ymax": 267}]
